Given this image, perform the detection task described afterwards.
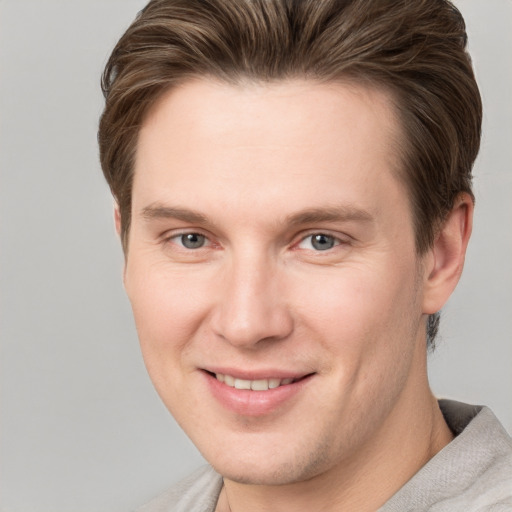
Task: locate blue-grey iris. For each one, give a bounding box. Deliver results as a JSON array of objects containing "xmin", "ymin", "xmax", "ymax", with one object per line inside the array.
[
  {"xmin": 181, "ymin": 233, "xmax": 206, "ymax": 249},
  {"xmin": 311, "ymin": 234, "xmax": 335, "ymax": 250}
]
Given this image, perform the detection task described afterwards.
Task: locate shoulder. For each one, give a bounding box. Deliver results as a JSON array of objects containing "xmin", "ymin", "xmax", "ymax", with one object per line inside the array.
[
  {"xmin": 380, "ymin": 400, "xmax": 512, "ymax": 511},
  {"xmin": 135, "ymin": 465, "xmax": 223, "ymax": 512}
]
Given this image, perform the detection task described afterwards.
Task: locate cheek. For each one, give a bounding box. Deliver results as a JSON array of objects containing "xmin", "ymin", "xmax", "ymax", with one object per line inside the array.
[
  {"xmin": 125, "ymin": 263, "xmax": 211, "ymax": 365},
  {"xmin": 295, "ymin": 265, "xmax": 423, "ymax": 433},
  {"xmin": 125, "ymin": 266, "xmax": 213, "ymax": 420},
  {"xmin": 293, "ymin": 261, "xmax": 422, "ymax": 358}
]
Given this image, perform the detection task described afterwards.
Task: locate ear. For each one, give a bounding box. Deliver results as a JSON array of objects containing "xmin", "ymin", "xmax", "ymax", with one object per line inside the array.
[
  {"xmin": 422, "ymin": 193, "xmax": 474, "ymax": 314},
  {"xmin": 114, "ymin": 202, "xmax": 128, "ymax": 279},
  {"xmin": 114, "ymin": 201, "xmax": 122, "ymax": 237}
]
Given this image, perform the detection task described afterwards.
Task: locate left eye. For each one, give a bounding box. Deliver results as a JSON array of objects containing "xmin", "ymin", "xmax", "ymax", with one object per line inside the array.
[
  {"xmin": 173, "ymin": 233, "xmax": 208, "ymax": 249},
  {"xmin": 298, "ymin": 233, "xmax": 339, "ymax": 251}
]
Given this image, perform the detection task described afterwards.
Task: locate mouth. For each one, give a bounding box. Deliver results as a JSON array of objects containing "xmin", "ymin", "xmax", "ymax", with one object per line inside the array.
[
  {"xmin": 211, "ymin": 372, "xmax": 304, "ymax": 391},
  {"xmin": 202, "ymin": 369, "xmax": 314, "ymax": 415}
]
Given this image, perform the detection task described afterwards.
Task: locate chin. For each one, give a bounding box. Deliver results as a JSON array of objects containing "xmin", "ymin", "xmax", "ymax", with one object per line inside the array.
[
  {"xmin": 213, "ymin": 463, "xmax": 302, "ymax": 486},
  {"xmin": 206, "ymin": 437, "xmax": 335, "ymax": 486}
]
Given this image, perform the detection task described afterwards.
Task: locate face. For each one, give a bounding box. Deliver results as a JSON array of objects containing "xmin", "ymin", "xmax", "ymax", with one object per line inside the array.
[{"xmin": 125, "ymin": 79, "xmax": 432, "ymax": 485}]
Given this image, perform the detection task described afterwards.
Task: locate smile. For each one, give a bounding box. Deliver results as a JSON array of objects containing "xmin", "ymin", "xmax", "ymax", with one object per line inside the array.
[
  {"xmin": 215, "ymin": 373, "xmax": 297, "ymax": 391},
  {"xmin": 203, "ymin": 370, "xmax": 314, "ymax": 416}
]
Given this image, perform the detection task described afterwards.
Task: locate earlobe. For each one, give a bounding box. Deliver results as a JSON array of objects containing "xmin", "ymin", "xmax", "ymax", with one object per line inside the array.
[{"xmin": 422, "ymin": 193, "xmax": 474, "ymax": 314}]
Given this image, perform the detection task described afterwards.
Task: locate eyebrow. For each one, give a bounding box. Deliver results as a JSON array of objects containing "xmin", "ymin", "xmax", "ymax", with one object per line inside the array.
[
  {"xmin": 285, "ymin": 206, "xmax": 374, "ymax": 226},
  {"xmin": 140, "ymin": 203, "xmax": 374, "ymax": 227},
  {"xmin": 142, "ymin": 204, "xmax": 209, "ymax": 224}
]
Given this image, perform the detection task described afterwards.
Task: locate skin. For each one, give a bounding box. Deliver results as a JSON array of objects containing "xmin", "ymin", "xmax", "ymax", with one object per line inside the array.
[{"xmin": 121, "ymin": 79, "xmax": 472, "ymax": 511}]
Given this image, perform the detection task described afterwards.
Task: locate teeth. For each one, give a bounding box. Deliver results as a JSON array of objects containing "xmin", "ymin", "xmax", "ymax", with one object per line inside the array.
[
  {"xmin": 251, "ymin": 379, "xmax": 269, "ymax": 391},
  {"xmin": 268, "ymin": 378, "xmax": 281, "ymax": 389},
  {"xmin": 234, "ymin": 378, "xmax": 251, "ymax": 390},
  {"xmin": 215, "ymin": 373, "xmax": 297, "ymax": 391}
]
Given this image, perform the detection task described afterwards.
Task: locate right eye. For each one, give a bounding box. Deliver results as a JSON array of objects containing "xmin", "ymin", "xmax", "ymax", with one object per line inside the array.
[
  {"xmin": 170, "ymin": 233, "xmax": 208, "ymax": 249},
  {"xmin": 297, "ymin": 233, "xmax": 342, "ymax": 251}
]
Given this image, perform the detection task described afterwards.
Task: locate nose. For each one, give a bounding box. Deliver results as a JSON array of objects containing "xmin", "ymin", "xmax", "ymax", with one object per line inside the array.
[{"xmin": 210, "ymin": 252, "xmax": 294, "ymax": 349}]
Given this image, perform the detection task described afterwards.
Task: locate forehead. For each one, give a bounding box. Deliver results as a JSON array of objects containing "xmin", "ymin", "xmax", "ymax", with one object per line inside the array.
[
  {"xmin": 139, "ymin": 78, "xmax": 402, "ymax": 164},
  {"xmin": 133, "ymin": 78, "xmax": 409, "ymax": 226}
]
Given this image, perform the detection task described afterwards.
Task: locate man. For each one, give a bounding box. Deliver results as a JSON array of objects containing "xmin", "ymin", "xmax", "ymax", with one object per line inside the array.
[{"xmin": 98, "ymin": 0, "xmax": 512, "ymax": 510}]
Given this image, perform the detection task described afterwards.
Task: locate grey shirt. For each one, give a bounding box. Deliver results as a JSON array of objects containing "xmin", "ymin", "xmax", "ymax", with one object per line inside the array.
[{"xmin": 136, "ymin": 400, "xmax": 512, "ymax": 511}]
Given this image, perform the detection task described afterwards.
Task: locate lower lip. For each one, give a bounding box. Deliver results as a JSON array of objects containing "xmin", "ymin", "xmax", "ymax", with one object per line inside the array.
[{"xmin": 203, "ymin": 372, "xmax": 313, "ymax": 417}]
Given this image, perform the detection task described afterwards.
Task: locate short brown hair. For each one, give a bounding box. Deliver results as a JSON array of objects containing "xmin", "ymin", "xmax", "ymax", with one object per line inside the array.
[{"xmin": 98, "ymin": 0, "xmax": 482, "ymax": 344}]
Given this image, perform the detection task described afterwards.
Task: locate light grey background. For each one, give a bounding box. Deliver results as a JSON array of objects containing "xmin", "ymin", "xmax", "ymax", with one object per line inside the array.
[{"xmin": 0, "ymin": 1, "xmax": 510, "ymax": 511}]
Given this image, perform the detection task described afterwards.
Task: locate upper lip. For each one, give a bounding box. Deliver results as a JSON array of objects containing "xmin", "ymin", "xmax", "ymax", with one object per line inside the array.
[{"xmin": 203, "ymin": 367, "xmax": 313, "ymax": 380}]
